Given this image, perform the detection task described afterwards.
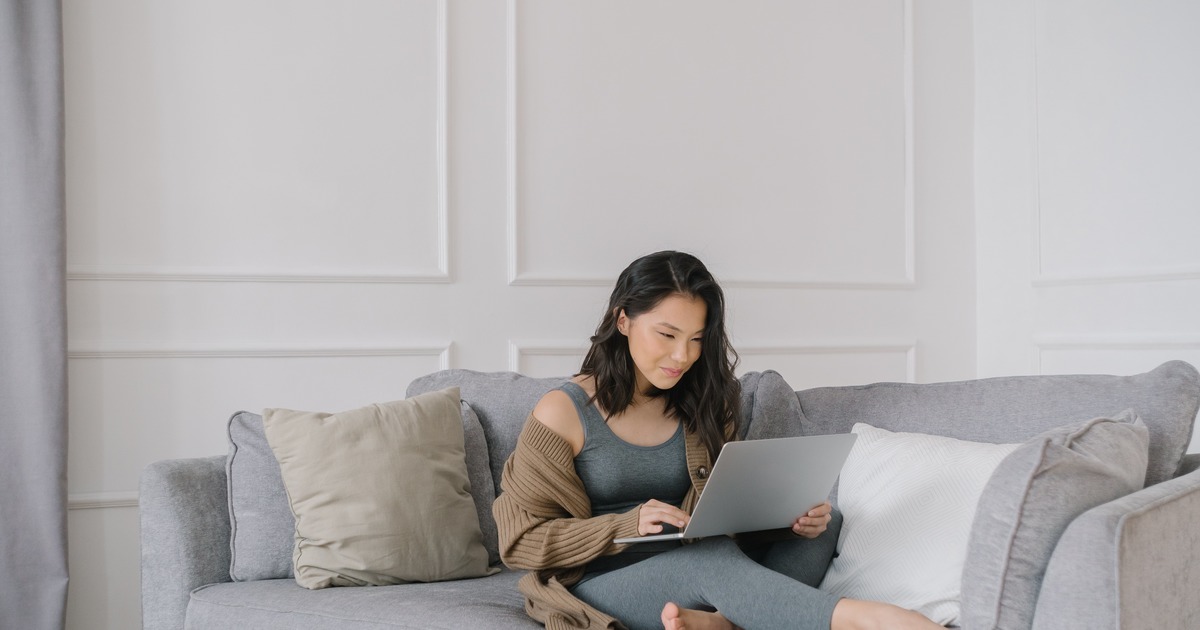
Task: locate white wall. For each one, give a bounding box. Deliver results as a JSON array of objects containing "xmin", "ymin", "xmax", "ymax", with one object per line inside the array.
[
  {"xmin": 63, "ymin": 1, "xmax": 971, "ymax": 627},
  {"xmin": 974, "ymin": 0, "xmax": 1200, "ymax": 451}
]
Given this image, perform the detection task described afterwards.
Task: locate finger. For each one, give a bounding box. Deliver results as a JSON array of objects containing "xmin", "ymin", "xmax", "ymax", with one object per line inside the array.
[
  {"xmin": 654, "ymin": 505, "xmax": 689, "ymax": 527},
  {"xmin": 806, "ymin": 502, "xmax": 832, "ymax": 518}
]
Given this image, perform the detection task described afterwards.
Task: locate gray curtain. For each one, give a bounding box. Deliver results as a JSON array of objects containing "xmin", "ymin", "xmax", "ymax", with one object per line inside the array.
[{"xmin": 0, "ymin": 0, "xmax": 69, "ymax": 628}]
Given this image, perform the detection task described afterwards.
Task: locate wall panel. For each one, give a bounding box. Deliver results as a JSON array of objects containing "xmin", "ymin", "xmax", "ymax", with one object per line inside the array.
[
  {"xmin": 65, "ymin": 0, "xmax": 447, "ymax": 281},
  {"xmin": 1033, "ymin": 0, "xmax": 1200, "ymax": 284},
  {"xmin": 67, "ymin": 349, "xmax": 447, "ymax": 494},
  {"xmin": 508, "ymin": 0, "xmax": 914, "ymax": 288},
  {"xmin": 66, "ymin": 507, "xmax": 140, "ymax": 630},
  {"xmin": 739, "ymin": 344, "xmax": 915, "ymax": 390}
]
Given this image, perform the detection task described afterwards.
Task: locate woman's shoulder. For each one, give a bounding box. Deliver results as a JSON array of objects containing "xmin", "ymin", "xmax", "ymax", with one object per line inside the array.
[{"xmin": 531, "ymin": 383, "xmax": 586, "ymax": 455}]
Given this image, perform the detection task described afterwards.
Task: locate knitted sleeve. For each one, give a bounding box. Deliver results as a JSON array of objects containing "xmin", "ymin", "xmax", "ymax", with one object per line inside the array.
[{"xmin": 492, "ymin": 416, "xmax": 642, "ymax": 571}]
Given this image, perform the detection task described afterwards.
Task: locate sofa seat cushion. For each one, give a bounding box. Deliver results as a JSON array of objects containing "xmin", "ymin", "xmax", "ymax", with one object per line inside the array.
[{"xmin": 185, "ymin": 569, "xmax": 540, "ymax": 630}]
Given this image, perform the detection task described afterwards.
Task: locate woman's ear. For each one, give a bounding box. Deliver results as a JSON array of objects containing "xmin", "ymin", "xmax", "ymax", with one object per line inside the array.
[{"xmin": 616, "ymin": 309, "xmax": 629, "ymax": 335}]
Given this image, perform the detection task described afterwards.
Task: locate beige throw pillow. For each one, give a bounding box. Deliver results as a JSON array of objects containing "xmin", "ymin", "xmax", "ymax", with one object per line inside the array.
[{"xmin": 263, "ymin": 387, "xmax": 496, "ymax": 589}]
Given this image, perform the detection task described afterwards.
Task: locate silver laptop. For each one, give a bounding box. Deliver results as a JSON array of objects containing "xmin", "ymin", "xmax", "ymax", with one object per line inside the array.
[{"xmin": 613, "ymin": 433, "xmax": 857, "ymax": 544}]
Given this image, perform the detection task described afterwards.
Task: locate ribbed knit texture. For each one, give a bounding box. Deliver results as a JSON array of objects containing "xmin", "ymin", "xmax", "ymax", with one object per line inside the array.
[{"xmin": 494, "ymin": 415, "xmax": 709, "ymax": 629}]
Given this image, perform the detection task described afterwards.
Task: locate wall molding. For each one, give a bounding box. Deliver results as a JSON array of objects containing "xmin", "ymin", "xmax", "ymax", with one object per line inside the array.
[
  {"xmin": 507, "ymin": 341, "xmax": 588, "ymax": 373},
  {"xmin": 1033, "ymin": 335, "xmax": 1200, "ymax": 373},
  {"xmin": 66, "ymin": 265, "xmax": 453, "ymax": 284},
  {"xmin": 67, "ymin": 0, "xmax": 450, "ymax": 285},
  {"xmin": 68, "ymin": 344, "xmax": 452, "ymax": 370},
  {"xmin": 739, "ymin": 342, "xmax": 918, "ymax": 383},
  {"xmin": 509, "ymin": 340, "xmax": 918, "ymax": 382},
  {"xmin": 1032, "ymin": 268, "xmax": 1200, "ymax": 287},
  {"xmin": 1028, "ymin": 0, "xmax": 1199, "ymax": 288},
  {"xmin": 504, "ymin": 0, "xmax": 915, "ymax": 289},
  {"xmin": 68, "ymin": 491, "xmax": 139, "ymax": 511}
]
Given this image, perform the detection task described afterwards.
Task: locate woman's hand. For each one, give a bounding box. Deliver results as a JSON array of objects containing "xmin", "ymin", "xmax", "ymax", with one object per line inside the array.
[
  {"xmin": 638, "ymin": 499, "xmax": 690, "ymax": 536},
  {"xmin": 791, "ymin": 501, "xmax": 832, "ymax": 538}
]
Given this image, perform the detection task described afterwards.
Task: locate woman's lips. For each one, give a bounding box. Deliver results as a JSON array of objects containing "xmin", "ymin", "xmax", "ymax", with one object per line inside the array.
[{"xmin": 661, "ymin": 367, "xmax": 683, "ymax": 378}]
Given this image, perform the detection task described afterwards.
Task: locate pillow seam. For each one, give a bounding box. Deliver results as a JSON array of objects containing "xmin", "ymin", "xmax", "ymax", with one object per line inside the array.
[{"xmin": 225, "ymin": 412, "xmax": 243, "ymax": 582}]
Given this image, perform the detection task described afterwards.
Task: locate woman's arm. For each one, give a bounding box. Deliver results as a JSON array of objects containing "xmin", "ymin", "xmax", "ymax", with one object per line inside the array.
[{"xmin": 493, "ymin": 416, "xmax": 642, "ymax": 571}]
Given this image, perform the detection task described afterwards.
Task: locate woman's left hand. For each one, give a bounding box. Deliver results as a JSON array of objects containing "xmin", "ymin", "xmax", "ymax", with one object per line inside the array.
[{"xmin": 791, "ymin": 501, "xmax": 832, "ymax": 539}]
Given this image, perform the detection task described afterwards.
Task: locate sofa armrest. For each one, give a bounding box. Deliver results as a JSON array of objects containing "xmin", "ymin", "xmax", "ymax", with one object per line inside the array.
[
  {"xmin": 1180, "ymin": 452, "xmax": 1200, "ymax": 477},
  {"xmin": 140, "ymin": 456, "xmax": 231, "ymax": 630},
  {"xmin": 1031, "ymin": 467, "xmax": 1200, "ymax": 630}
]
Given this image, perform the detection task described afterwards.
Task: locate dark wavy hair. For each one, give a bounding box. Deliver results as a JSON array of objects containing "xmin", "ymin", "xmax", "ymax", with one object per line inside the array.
[{"xmin": 579, "ymin": 251, "xmax": 741, "ymax": 460}]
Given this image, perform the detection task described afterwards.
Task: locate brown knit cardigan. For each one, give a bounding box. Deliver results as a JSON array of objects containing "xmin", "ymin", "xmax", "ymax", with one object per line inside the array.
[{"xmin": 493, "ymin": 415, "xmax": 713, "ymax": 630}]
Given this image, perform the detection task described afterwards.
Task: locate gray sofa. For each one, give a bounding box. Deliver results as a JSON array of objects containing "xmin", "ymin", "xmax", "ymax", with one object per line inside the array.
[{"xmin": 141, "ymin": 362, "xmax": 1200, "ymax": 630}]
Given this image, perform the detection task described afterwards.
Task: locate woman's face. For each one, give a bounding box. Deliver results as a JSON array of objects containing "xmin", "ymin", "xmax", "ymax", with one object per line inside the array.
[{"xmin": 618, "ymin": 293, "xmax": 707, "ymax": 395}]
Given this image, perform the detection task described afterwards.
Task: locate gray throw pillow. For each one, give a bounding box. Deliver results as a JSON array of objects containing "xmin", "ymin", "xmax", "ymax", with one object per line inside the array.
[
  {"xmin": 960, "ymin": 411, "xmax": 1149, "ymax": 630},
  {"xmin": 226, "ymin": 400, "xmax": 497, "ymax": 580},
  {"xmin": 263, "ymin": 387, "xmax": 496, "ymax": 588},
  {"xmin": 227, "ymin": 410, "xmax": 295, "ymax": 581},
  {"xmin": 741, "ymin": 370, "xmax": 807, "ymax": 441}
]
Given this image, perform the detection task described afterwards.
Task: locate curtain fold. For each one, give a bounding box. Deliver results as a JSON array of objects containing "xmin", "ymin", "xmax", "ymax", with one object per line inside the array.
[{"xmin": 0, "ymin": 0, "xmax": 70, "ymax": 628}]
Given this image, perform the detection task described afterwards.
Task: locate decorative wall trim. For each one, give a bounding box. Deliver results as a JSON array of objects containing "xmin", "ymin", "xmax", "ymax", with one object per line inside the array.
[
  {"xmin": 68, "ymin": 345, "xmax": 452, "ymax": 370},
  {"xmin": 504, "ymin": 0, "xmax": 916, "ymax": 289},
  {"xmin": 509, "ymin": 340, "xmax": 918, "ymax": 382},
  {"xmin": 67, "ymin": 0, "xmax": 450, "ymax": 285},
  {"xmin": 1029, "ymin": 0, "xmax": 1199, "ymax": 288},
  {"xmin": 739, "ymin": 343, "xmax": 918, "ymax": 383},
  {"xmin": 507, "ymin": 341, "xmax": 589, "ymax": 373},
  {"xmin": 66, "ymin": 266, "xmax": 453, "ymax": 284},
  {"xmin": 68, "ymin": 491, "xmax": 139, "ymax": 511},
  {"xmin": 1033, "ymin": 335, "xmax": 1200, "ymax": 373},
  {"xmin": 1032, "ymin": 268, "xmax": 1200, "ymax": 287}
]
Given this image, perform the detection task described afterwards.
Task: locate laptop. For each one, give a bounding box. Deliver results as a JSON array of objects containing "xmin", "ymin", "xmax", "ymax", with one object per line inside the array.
[{"xmin": 613, "ymin": 433, "xmax": 857, "ymax": 544}]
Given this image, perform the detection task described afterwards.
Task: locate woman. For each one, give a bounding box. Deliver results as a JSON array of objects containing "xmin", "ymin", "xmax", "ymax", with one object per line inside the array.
[{"xmin": 494, "ymin": 251, "xmax": 940, "ymax": 630}]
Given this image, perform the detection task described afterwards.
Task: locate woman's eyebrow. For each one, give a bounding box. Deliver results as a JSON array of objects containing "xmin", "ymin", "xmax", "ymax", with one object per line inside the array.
[{"xmin": 656, "ymin": 322, "xmax": 704, "ymax": 335}]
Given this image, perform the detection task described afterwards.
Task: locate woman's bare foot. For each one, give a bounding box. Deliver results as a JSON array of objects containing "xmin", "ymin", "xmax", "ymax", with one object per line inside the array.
[
  {"xmin": 661, "ymin": 602, "xmax": 736, "ymax": 630},
  {"xmin": 831, "ymin": 599, "xmax": 944, "ymax": 630}
]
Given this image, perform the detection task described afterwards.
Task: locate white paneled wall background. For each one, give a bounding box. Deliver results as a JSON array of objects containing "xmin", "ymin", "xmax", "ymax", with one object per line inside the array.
[
  {"xmin": 974, "ymin": 0, "xmax": 1200, "ymax": 446},
  {"xmin": 60, "ymin": 0, "xmax": 1197, "ymax": 628}
]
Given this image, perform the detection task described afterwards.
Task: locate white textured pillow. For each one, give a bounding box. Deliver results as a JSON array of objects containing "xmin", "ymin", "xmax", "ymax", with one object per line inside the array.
[{"xmin": 819, "ymin": 423, "xmax": 1019, "ymax": 625}]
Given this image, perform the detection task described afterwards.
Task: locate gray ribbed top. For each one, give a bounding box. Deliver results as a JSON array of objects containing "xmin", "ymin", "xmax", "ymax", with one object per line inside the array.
[
  {"xmin": 564, "ymin": 382, "xmax": 689, "ymax": 514},
  {"xmin": 560, "ymin": 382, "xmax": 689, "ymax": 580}
]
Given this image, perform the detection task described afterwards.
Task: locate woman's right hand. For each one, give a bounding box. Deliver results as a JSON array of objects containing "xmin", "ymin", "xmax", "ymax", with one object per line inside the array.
[{"xmin": 638, "ymin": 499, "xmax": 690, "ymax": 536}]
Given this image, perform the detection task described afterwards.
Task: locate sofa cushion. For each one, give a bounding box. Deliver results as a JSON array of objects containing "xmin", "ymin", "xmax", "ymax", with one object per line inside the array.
[
  {"xmin": 818, "ymin": 423, "xmax": 1020, "ymax": 625},
  {"xmin": 226, "ymin": 400, "xmax": 498, "ymax": 580},
  {"xmin": 186, "ymin": 569, "xmax": 540, "ymax": 629},
  {"xmin": 740, "ymin": 369, "xmax": 810, "ymax": 440},
  {"xmin": 263, "ymin": 388, "xmax": 495, "ymax": 588},
  {"xmin": 794, "ymin": 360, "xmax": 1198, "ymax": 486},
  {"xmin": 960, "ymin": 412, "xmax": 1149, "ymax": 630},
  {"xmin": 227, "ymin": 410, "xmax": 296, "ymax": 581},
  {"xmin": 406, "ymin": 371, "xmax": 570, "ymax": 498}
]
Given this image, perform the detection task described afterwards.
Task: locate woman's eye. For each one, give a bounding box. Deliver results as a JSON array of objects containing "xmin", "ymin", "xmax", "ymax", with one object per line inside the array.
[
  {"xmin": 659, "ymin": 332, "xmax": 674, "ymax": 339},
  {"xmin": 691, "ymin": 338, "xmax": 703, "ymax": 343}
]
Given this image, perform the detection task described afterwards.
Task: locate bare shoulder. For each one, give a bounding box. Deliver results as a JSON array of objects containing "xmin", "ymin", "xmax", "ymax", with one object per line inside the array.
[{"xmin": 532, "ymin": 389, "xmax": 585, "ymax": 455}]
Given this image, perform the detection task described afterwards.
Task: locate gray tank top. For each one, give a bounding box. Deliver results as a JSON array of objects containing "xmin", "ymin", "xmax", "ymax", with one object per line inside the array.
[{"xmin": 559, "ymin": 382, "xmax": 690, "ymax": 580}]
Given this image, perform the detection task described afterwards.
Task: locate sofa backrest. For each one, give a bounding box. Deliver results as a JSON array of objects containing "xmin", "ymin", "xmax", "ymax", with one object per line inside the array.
[
  {"xmin": 220, "ymin": 369, "xmax": 787, "ymax": 580},
  {"xmin": 755, "ymin": 360, "xmax": 1198, "ymax": 487},
  {"xmin": 403, "ymin": 369, "xmax": 793, "ymax": 498},
  {"xmin": 406, "ymin": 370, "xmax": 571, "ymax": 496}
]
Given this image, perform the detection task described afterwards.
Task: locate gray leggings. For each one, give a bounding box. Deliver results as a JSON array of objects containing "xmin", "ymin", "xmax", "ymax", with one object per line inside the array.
[{"xmin": 571, "ymin": 511, "xmax": 843, "ymax": 630}]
